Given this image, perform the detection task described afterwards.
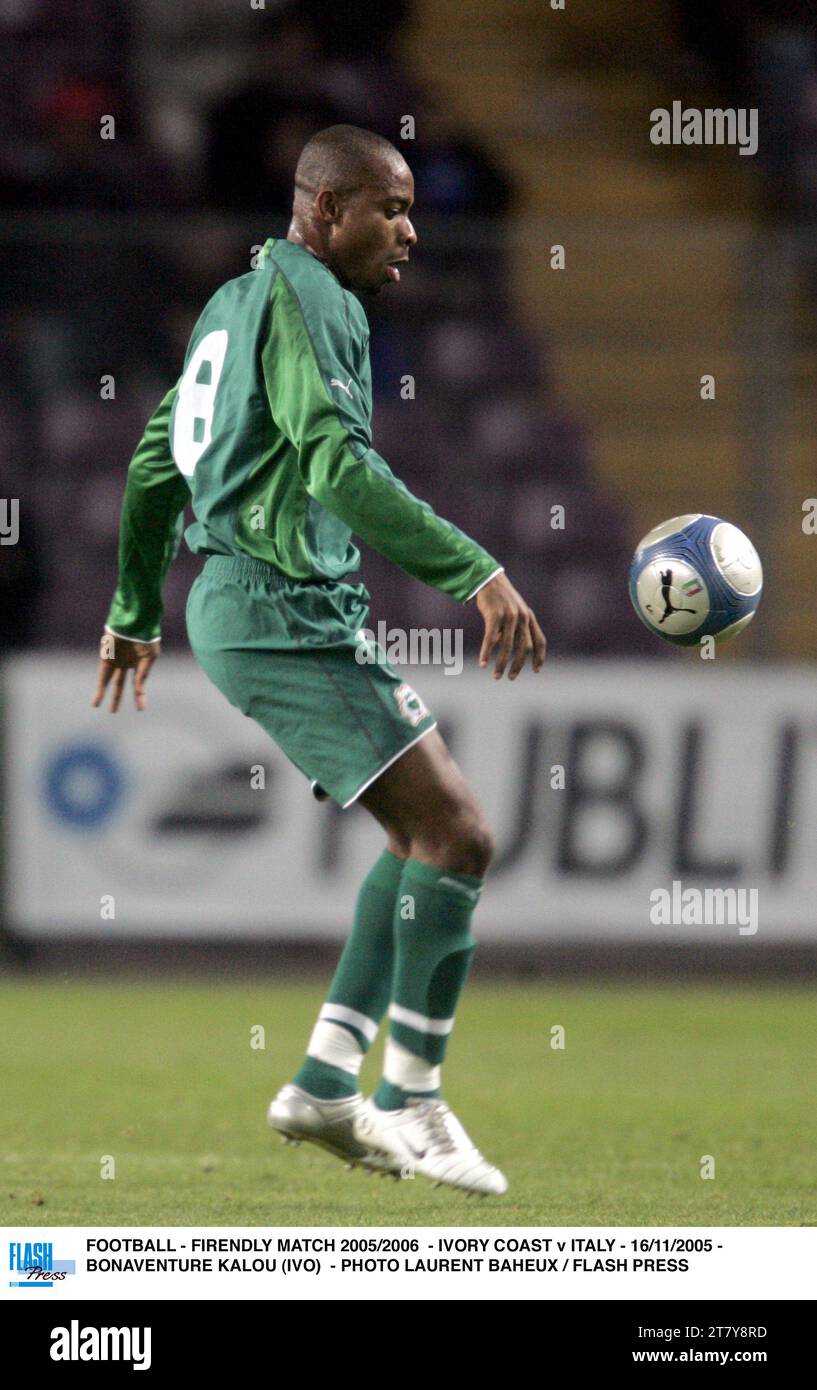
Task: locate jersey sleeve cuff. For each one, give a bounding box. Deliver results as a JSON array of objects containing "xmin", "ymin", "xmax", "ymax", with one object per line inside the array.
[
  {"xmin": 464, "ymin": 566, "xmax": 505, "ymax": 603},
  {"xmin": 104, "ymin": 624, "xmax": 161, "ymax": 645}
]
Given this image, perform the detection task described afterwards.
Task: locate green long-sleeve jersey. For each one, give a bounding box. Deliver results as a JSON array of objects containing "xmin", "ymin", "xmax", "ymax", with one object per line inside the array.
[{"xmin": 105, "ymin": 236, "xmax": 504, "ymax": 642}]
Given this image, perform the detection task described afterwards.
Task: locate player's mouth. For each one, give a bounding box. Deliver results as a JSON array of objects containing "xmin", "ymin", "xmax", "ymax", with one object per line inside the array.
[{"xmin": 385, "ymin": 257, "xmax": 409, "ymax": 283}]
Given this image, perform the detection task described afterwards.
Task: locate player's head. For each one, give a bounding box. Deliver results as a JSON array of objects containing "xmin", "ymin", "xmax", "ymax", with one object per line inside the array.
[{"xmin": 290, "ymin": 124, "xmax": 416, "ymax": 294}]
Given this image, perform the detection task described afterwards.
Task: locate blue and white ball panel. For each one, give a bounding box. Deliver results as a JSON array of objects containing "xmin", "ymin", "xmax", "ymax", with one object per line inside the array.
[
  {"xmin": 634, "ymin": 555, "xmax": 709, "ymax": 638},
  {"xmin": 709, "ymin": 521, "xmax": 762, "ymax": 597},
  {"xmin": 629, "ymin": 513, "xmax": 762, "ymax": 647}
]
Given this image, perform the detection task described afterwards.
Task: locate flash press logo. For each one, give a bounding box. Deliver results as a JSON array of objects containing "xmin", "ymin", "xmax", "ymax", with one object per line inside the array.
[
  {"xmin": 50, "ymin": 1321, "xmax": 152, "ymax": 1372},
  {"xmin": 8, "ymin": 1240, "xmax": 75, "ymax": 1288}
]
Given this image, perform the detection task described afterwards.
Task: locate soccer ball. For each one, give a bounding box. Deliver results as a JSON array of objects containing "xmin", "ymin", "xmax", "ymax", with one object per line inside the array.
[{"xmin": 629, "ymin": 514, "xmax": 762, "ymax": 647}]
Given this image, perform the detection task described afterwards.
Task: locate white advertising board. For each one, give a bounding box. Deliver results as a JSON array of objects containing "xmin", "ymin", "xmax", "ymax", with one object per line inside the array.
[{"xmin": 3, "ymin": 656, "xmax": 815, "ymax": 942}]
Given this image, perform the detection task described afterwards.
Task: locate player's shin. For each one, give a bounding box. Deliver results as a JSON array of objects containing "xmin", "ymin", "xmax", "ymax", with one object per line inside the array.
[
  {"xmin": 372, "ymin": 860, "xmax": 483, "ymax": 1110},
  {"xmin": 291, "ymin": 849, "xmax": 404, "ymax": 1099}
]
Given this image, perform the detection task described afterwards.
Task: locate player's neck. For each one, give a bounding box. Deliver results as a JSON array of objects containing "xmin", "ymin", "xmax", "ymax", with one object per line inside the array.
[
  {"xmin": 286, "ymin": 223, "xmax": 349, "ymax": 289},
  {"xmin": 286, "ymin": 219, "xmax": 323, "ymax": 261}
]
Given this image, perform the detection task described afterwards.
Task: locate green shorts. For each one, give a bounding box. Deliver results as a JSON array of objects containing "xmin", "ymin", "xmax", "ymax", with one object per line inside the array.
[{"xmin": 185, "ymin": 554, "xmax": 437, "ymax": 808}]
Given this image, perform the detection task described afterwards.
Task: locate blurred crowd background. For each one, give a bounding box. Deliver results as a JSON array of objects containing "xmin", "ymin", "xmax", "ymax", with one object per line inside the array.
[{"xmin": 1, "ymin": 0, "xmax": 816, "ymax": 658}]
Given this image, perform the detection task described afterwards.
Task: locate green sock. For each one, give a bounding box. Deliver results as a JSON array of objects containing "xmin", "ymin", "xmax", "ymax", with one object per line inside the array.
[
  {"xmin": 372, "ymin": 859, "xmax": 484, "ymax": 1111},
  {"xmin": 292, "ymin": 849, "xmax": 404, "ymax": 1100}
]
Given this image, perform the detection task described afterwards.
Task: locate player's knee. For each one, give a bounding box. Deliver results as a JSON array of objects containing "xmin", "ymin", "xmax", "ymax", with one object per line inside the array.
[
  {"xmin": 386, "ymin": 829, "xmax": 412, "ymax": 859},
  {"xmin": 415, "ymin": 809, "xmax": 495, "ymax": 877},
  {"xmin": 458, "ymin": 817, "xmax": 495, "ymax": 877}
]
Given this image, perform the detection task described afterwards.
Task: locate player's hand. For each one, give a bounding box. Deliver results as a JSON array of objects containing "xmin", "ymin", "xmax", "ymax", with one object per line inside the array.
[
  {"xmin": 92, "ymin": 631, "xmax": 160, "ymax": 712},
  {"xmin": 475, "ymin": 573, "xmax": 546, "ymax": 679}
]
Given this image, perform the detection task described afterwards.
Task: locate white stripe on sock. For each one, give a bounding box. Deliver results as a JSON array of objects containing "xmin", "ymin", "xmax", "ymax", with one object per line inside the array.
[
  {"xmin": 383, "ymin": 1037, "xmax": 441, "ymax": 1093},
  {"xmin": 319, "ymin": 1002, "xmax": 378, "ymax": 1044},
  {"xmin": 436, "ymin": 875, "xmax": 481, "ymax": 902},
  {"xmin": 388, "ymin": 1002, "xmax": 454, "ymax": 1036},
  {"xmin": 306, "ymin": 1020, "xmax": 364, "ymax": 1076}
]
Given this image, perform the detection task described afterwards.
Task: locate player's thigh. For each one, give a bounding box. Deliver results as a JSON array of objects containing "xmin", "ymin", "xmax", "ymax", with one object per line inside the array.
[
  {"xmin": 358, "ymin": 727, "xmax": 494, "ymax": 863},
  {"xmin": 187, "ymin": 565, "xmax": 440, "ymax": 811}
]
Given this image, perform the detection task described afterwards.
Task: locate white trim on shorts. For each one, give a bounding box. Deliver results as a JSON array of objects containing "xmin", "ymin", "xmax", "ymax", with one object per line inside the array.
[{"xmin": 341, "ymin": 720, "xmax": 438, "ymax": 809}]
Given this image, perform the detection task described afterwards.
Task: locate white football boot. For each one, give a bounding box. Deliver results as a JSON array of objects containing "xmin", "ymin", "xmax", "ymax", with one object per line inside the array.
[
  {"xmin": 353, "ymin": 1096, "xmax": 508, "ymax": 1196},
  {"xmin": 268, "ymin": 1084, "xmax": 401, "ymax": 1176}
]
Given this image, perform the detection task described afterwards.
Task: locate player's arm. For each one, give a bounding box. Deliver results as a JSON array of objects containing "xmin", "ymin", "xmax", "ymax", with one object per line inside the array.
[
  {"xmin": 93, "ymin": 381, "xmax": 189, "ymax": 711},
  {"xmin": 263, "ymin": 275, "xmax": 503, "ymax": 603},
  {"xmin": 263, "ymin": 276, "xmax": 545, "ymax": 674}
]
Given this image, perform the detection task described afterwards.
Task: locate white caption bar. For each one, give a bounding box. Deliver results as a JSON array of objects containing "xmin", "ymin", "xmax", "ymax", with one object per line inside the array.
[{"xmin": 2, "ymin": 1227, "xmax": 814, "ymax": 1302}]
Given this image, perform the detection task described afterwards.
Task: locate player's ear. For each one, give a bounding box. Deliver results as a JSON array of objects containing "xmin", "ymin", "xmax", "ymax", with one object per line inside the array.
[{"xmin": 315, "ymin": 189, "xmax": 340, "ymax": 225}]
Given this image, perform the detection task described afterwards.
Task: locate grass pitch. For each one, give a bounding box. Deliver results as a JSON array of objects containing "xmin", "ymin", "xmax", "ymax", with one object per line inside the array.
[{"xmin": 1, "ymin": 977, "xmax": 815, "ymax": 1226}]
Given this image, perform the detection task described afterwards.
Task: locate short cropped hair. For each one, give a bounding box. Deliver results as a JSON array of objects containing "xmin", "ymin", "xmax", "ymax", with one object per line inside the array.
[{"xmin": 293, "ymin": 124, "xmax": 403, "ymax": 205}]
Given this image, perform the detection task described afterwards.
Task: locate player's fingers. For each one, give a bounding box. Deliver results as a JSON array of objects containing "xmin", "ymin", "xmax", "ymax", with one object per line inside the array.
[
  {"xmin": 529, "ymin": 612, "xmax": 547, "ymax": 670},
  {"xmin": 479, "ymin": 613, "xmax": 501, "ymax": 668},
  {"xmin": 133, "ymin": 655, "xmax": 153, "ymax": 710},
  {"xmin": 493, "ymin": 608, "xmax": 521, "ymax": 679},
  {"xmin": 109, "ymin": 667, "xmax": 127, "ymax": 714},
  {"xmin": 508, "ymin": 614, "xmax": 535, "ymax": 680},
  {"xmin": 91, "ymin": 660, "xmax": 115, "ymax": 707},
  {"xmin": 499, "ymin": 610, "xmax": 527, "ymax": 679}
]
